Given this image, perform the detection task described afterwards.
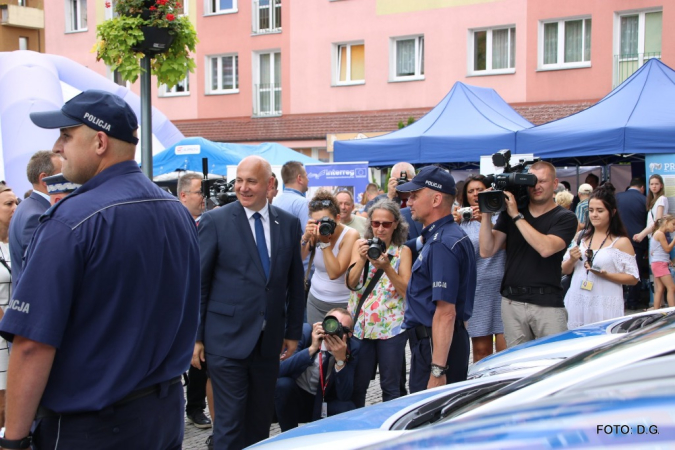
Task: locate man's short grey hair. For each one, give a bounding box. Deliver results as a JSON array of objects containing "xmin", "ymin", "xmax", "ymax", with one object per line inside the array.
[
  {"xmin": 336, "ymin": 190, "xmax": 354, "ymax": 203},
  {"xmin": 27, "ymin": 151, "xmax": 59, "ymax": 185},
  {"xmin": 177, "ymin": 173, "xmax": 203, "ymax": 194}
]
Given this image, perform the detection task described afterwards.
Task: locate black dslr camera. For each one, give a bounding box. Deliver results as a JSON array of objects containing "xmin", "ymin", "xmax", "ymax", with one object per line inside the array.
[
  {"xmin": 205, "ymin": 179, "xmax": 237, "ymax": 208},
  {"xmin": 317, "ymin": 216, "xmax": 337, "ymax": 236},
  {"xmin": 367, "ymin": 237, "xmax": 387, "ymax": 259},
  {"xmin": 478, "ymin": 150, "xmax": 539, "ymax": 214},
  {"xmin": 322, "ymin": 315, "xmax": 348, "ymax": 339},
  {"xmin": 396, "ymin": 171, "xmax": 409, "ymax": 185}
]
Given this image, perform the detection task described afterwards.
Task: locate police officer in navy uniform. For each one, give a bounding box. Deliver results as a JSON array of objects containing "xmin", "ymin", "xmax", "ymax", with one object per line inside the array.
[
  {"xmin": 396, "ymin": 166, "xmax": 476, "ymax": 393},
  {"xmin": 0, "ymin": 90, "xmax": 199, "ymax": 450}
]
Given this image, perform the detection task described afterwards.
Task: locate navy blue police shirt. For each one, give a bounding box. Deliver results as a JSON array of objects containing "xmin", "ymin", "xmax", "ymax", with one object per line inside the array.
[
  {"xmin": 0, "ymin": 161, "xmax": 200, "ymax": 413},
  {"xmin": 404, "ymin": 215, "xmax": 476, "ymax": 329}
]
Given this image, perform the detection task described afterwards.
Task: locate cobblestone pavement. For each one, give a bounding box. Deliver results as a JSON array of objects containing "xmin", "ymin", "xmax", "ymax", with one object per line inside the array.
[{"xmin": 183, "ymin": 305, "xmax": 643, "ymax": 448}]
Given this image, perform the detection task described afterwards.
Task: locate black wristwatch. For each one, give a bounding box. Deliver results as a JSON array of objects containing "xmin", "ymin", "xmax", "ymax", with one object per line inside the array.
[
  {"xmin": 512, "ymin": 213, "xmax": 524, "ymax": 223},
  {"xmin": 0, "ymin": 434, "xmax": 32, "ymax": 449},
  {"xmin": 430, "ymin": 363, "xmax": 449, "ymax": 378}
]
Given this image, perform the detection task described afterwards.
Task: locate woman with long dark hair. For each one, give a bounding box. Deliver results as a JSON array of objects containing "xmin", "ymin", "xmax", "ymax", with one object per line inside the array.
[
  {"xmin": 454, "ymin": 175, "xmax": 506, "ymax": 362},
  {"xmin": 562, "ymin": 184, "xmax": 639, "ymax": 328}
]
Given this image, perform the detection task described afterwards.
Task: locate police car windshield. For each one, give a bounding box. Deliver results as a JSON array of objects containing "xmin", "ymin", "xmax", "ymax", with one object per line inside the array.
[{"xmin": 442, "ymin": 313, "xmax": 675, "ymax": 422}]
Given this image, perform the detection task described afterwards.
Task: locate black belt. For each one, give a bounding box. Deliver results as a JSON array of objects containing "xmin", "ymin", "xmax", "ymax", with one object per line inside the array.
[
  {"xmin": 501, "ymin": 286, "xmax": 558, "ymax": 296},
  {"xmin": 36, "ymin": 376, "xmax": 182, "ymax": 419}
]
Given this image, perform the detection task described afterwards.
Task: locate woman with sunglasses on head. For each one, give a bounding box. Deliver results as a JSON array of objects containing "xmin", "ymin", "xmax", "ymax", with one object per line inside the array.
[
  {"xmin": 562, "ymin": 184, "xmax": 639, "ymax": 329},
  {"xmin": 454, "ymin": 175, "xmax": 506, "ymax": 362},
  {"xmin": 346, "ymin": 199, "xmax": 412, "ymax": 407},
  {"xmin": 302, "ymin": 191, "xmax": 360, "ymax": 324}
]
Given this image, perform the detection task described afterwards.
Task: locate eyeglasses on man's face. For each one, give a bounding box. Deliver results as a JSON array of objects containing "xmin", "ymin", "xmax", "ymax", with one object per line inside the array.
[{"xmin": 187, "ymin": 190, "xmax": 204, "ymax": 197}]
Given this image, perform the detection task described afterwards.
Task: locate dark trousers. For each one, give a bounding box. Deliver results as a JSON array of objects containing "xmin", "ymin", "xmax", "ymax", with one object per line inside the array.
[
  {"xmin": 352, "ymin": 332, "xmax": 408, "ymax": 408},
  {"xmin": 185, "ymin": 362, "xmax": 208, "ymax": 415},
  {"xmin": 627, "ymin": 246, "xmax": 648, "ymax": 305},
  {"xmin": 33, "ymin": 381, "xmax": 184, "ymax": 450},
  {"xmin": 275, "ymin": 377, "xmax": 355, "ymax": 432},
  {"xmin": 207, "ymin": 335, "xmax": 279, "ymax": 450},
  {"xmin": 407, "ymin": 319, "xmax": 469, "ymax": 394}
]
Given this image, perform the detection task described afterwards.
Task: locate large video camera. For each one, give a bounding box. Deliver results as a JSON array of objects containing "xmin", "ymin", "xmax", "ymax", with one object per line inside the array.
[
  {"xmin": 478, "ymin": 150, "xmax": 539, "ymax": 214},
  {"xmin": 206, "ymin": 179, "xmax": 237, "ymax": 208}
]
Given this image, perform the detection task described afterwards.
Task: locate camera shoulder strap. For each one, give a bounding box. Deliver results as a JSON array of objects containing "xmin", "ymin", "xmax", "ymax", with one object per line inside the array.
[
  {"xmin": 352, "ymin": 255, "xmax": 393, "ymax": 324},
  {"xmin": 305, "ymin": 246, "xmax": 316, "ymax": 286}
]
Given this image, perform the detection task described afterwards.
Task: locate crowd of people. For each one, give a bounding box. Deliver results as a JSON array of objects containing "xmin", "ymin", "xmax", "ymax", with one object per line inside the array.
[{"xmin": 0, "ymin": 90, "xmax": 665, "ymax": 450}]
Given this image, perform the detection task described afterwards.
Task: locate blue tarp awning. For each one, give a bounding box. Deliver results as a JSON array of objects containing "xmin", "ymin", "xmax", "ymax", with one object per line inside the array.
[
  {"xmin": 516, "ymin": 59, "xmax": 675, "ymax": 159},
  {"xmin": 334, "ymin": 82, "xmax": 533, "ymax": 166},
  {"xmin": 153, "ymin": 137, "xmax": 319, "ymax": 177}
]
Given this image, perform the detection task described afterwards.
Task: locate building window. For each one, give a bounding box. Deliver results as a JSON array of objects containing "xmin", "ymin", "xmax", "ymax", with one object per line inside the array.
[
  {"xmin": 334, "ymin": 42, "xmax": 365, "ymax": 85},
  {"xmin": 66, "ymin": 0, "xmax": 87, "ymax": 32},
  {"xmin": 207, "ymin": 0, "xmax": 237, "ymax": 15},
  {"xmin": 207, "ymin": 54, "xmax": 239, "ymax": 94},
  {"xmin": 540, "ymin": 17, "xmax": 591, "ymax": 69},
  {"xmin": 160, "ymin": 75, "xmax": 190, "ymax": 97},
  {"xmin": 391, "ymin": 35, "xmax": 424, "ymax": 81},
  {"xmin": 19, "ymin": 37, "xmax": 28, "ymax": 51},
  {"xmin": 254, "ymin": 51, "xmax": 281, "ymax": 116},
  {"xmin": 252, "ymin": 0, "xmax": 281, "ymax": 34},
  {"xmin": 615, "ymin": 10, "xmax": 662, "ymax": 86},
  {"xmin": 104, "ymin": 0, "xmax": 118, "ymax": 20},
  {"xmin": 470, "ymin": 26, "xmax": 515, "ymax": 75}
]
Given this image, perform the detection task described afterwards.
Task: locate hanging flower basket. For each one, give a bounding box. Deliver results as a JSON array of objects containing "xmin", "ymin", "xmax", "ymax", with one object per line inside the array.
[{"xmin": 94, "ymin": 0, "xmax": 198, "ymax": 88}]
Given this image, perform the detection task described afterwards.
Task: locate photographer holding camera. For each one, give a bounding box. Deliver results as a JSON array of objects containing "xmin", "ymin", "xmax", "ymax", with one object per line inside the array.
[
  {"xmin": 302, "ymin": 191, "xmax": 360, "ymax": 324},
  {"xmin": 274, "ymin": 308, "xmax": 360, "ymax": 431},
  {"xmin": 455, "ymin": 175, "xmax": 507, "ymax": 362},
  {"xmin": 479, "ymin": 161, "xmax": 577, "ymax": 348},
  {"xmin": 346, "ymin": 199, "xmax": 412, "ymax": 407}
]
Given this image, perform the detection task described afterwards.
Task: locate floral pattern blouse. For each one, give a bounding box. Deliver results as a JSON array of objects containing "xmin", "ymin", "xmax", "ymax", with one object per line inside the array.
[{"xmin": 348, "ymin": 244, "xmax": 406, "ymax": 340}]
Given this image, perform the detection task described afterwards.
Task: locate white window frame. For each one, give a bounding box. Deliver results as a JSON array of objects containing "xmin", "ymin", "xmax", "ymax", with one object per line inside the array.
[
  {"xmin": 206, "ymin": 54, "xmax": 239, "ymax": 95},
  {"xmin": 389, "ymin": 35, "xmax": 424, "ymax": 82},
  {"xmin": 19, "ymin": 37, "xmax": 28, "ymax": 51},
  {"xmin": 468, "ymin": 25, "xmax": 516, "ymax": 76},
  {"xmin": 105, "ymin": 65, "xmax": 128, "ymax": 88},
  {"xmin": 252, "ymin": 50, "xmax": 281, "ymax": 117},
  {"xmin": 205, "ymin": 0, "xmax": 237, "ymax": 16},
  {"xmin": 613, "ymin": 7, "xmax": 662, "ymax": 87},
  {"xmin": 332, "ymin": 41, "xmax": 365, "ymax": 86},
  {"xmin": 65, "ymin": 0, "xmax": 87, "ymax": 33},
  {"xmin": 159, "ymin": 74, "xmax": 190, "ymax": 97},
  {"xmin": 104, "ymin": 0, "xmax": 117, "ymax": 20},
  {"xmin": 538, "ymin": 16, "xmax": 591, "ymax": 71},
  {"xmin": 252, "ymin": 0, "xmax": 281, "ymax": 34}
]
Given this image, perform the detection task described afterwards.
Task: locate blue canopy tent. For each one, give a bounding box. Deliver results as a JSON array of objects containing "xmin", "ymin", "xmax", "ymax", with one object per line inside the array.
[
  {"xmin": 153, "ymin": 137, "xmax": 318, "ymax": 177},
  {"xmin": 333, "ymin": 82, "xmax": 533, "ymax": 166},
  {"xmin": 516, "ymin": 59, "xmax": 675, "ymax": 163}
]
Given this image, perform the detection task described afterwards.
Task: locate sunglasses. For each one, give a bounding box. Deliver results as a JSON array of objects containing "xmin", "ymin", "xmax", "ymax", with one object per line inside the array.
[
  {"xmin": 585, "ymin": 248, "xmax": 594, "ymax": 262},
  {"xmin": 371, "ymin": 221, "xmax": 394, "ymax": 229},
  {"xmin": 310, "ymin": 200, "xmax": 332, "ymax": 208}
]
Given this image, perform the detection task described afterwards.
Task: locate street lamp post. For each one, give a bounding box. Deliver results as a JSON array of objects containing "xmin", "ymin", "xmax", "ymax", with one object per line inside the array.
[{"xmin": 140, "ymin": 55, "xmax": 153, "ymax": 180}]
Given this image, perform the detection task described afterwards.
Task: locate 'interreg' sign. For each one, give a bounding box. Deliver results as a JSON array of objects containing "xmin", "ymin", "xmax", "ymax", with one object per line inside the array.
[{"xmin": 305, "ymin": 162, "xmax": 370, "ymax": 201}]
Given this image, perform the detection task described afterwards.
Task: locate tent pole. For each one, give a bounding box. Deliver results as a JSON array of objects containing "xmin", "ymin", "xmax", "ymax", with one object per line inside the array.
[{"xmin": 140, "ymin": 55, "xmax": 153, "ymax": 180}]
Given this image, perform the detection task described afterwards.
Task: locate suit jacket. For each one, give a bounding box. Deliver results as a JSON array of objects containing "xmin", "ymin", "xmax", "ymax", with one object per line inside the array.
[
  {"xmin": 617, "ymin": 188, "xmax": 647, "ymax": 250},
  {"xmin": 279, "ymin": 323, "xmax": 360, "ymax": 419},
  {"xmin": 199, "ymin": 201, "xmax": 305, "ymax": 359},
  {"xmin": 8, "ymin": 191, "xmax": 50, "ymax": 291}
]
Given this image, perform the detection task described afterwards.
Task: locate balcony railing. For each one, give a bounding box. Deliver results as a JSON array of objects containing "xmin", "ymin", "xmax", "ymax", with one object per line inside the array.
[
  {"xmin": 614, "ymin": 52, "xmax": 661, "ymax": 88},
  {"xmin": 0, "ymin": 4, "xmax": 44, "ymax": 30},
  {"xmin": 252, "ymin": 0, "xmax": 281, "ymax": 35},
  {"xmin": 254, "ymin": 83, "xmax": 282, "ymax": 116}
]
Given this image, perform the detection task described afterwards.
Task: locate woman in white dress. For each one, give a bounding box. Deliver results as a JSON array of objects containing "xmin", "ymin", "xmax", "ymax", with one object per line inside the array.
[
  {"xmin": 0, "ymin": 185, "xmax": 18, "ymax": 427},
  {"xmin": 562, "ymin": 184, "xmax": 639, "ymax": 329},
  {"xmin": 633, "ymin": 174, "xmax": 667, "ymax": 243}
]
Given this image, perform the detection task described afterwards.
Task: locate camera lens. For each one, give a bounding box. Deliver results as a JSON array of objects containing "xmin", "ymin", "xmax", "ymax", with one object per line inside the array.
[
  {"xmin": 487, "ymin": 195, "xmax": 501, "ymax": 209},
  {"xmin": 319, "ymin": 223, "xmax": 332, "ymax": 236},
  {"xmin": 367, "ymin": 246, "xmax": 382, "ymax": 260}
]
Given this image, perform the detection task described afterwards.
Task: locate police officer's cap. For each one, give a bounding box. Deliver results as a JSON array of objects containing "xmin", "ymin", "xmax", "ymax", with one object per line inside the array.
[
  {"xmin": 396, "ymin": 166, "xmax": 456, "ymax": 195},
  {"xmin": 43, "ymin": 173, "xmax": 81, "ymax": 195},
  {"xmin": 29, "ymin": 90, "xmax": 139, "ymax": 145}
]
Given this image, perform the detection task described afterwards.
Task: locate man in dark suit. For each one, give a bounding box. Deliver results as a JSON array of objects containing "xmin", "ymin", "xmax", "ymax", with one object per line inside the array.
[
  {"xmin": 617, "ymin": 177, "xmax": 648, "ymax": 309},
  {"xmin": 274, "ymin": 308, "xmax": 359, "ymax": 431},
  {"xmin": 194, "ymin": 155, "xmax": 305, "ymax": 449},
  {"xmin": 8, "ymin": 150, "xmax": 61, "ymax": 290}
]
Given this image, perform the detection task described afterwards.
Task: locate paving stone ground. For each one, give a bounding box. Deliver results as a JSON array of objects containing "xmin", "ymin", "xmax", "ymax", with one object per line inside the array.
[{"xmin": 182, "ymin": 306, "xmax": 643, "ymax": 449}]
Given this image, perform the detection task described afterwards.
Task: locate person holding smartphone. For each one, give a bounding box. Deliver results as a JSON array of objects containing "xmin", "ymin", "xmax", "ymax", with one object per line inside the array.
[{"xmin": 562, "ymin": 184, "xmax": 639, "ymax": 328}]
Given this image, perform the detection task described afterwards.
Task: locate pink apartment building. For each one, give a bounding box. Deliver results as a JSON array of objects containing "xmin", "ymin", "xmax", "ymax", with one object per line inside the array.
[{"xmin": 44, "ymin": 0, "xmax": 670, "ymax": 161}]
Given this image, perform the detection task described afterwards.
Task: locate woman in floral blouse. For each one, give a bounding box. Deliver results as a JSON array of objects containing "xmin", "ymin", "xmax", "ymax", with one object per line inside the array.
[{"xmin": 346, "ymin": 199, "xmax": 412, "ymax": 407}]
